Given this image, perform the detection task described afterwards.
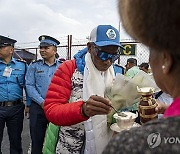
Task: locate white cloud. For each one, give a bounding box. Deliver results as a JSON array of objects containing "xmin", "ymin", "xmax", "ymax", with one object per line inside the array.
[{"xmin": 0, "ymin": 0, "xmax": 130, "ymax": 48}]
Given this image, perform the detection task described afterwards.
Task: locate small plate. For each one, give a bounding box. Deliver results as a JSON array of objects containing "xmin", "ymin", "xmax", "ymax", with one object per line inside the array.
[{"xmin": 110, "ymin": 122, "xmax": 140, "ymax": 133}]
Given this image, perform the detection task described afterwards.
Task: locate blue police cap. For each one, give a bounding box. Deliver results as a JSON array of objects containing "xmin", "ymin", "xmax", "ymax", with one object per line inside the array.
[
  {"xmin": 39, "ymin": 35, "xmax": 60, "ymax": 47},
  {"xmin": 0, "ymin": 35, "xmax": 17, "ymax": 47}
]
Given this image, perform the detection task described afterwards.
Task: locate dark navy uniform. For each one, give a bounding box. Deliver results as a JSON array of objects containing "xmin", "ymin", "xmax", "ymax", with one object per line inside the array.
[
  {"xmin": 25, "ymin": 35, "xmax": 61, "ymax": 154},
  {"xmin": 0, "ymin": 35, "xmax": 30, "ymax": 154}
]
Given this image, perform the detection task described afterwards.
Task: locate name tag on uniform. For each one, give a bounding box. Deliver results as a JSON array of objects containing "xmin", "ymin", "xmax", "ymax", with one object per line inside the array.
[
  {"xmin": 3, "ymin": 67, "xmax": 12, "ymax": 77},
  {"xmin": 36, "ymin": 70, "xmax": 44, "ymax": 73}
]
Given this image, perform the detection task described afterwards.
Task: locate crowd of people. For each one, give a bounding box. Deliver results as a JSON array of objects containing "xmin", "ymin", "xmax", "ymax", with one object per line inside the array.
[{"xmin": 0, "ymin": 0, "xmax": 180, "ymax": 154}]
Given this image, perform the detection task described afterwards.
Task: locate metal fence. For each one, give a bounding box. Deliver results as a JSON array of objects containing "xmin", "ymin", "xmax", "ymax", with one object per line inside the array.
[
  {"xmin": 55, "ymin": 42, "xmax": 150, "ymax": 68},
  {"xmin": 119, "ymin": 42, "xmax": 150, "ymax": 67},
  {"xmin": 17, "ymin": 40, "xmax": 150, "ymax": 68}
]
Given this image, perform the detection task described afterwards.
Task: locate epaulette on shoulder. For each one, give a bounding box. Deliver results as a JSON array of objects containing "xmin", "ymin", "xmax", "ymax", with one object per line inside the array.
[
  {"xmin": 114, "ymin": 63, "xmax": 121, "ymax": 67},
  {"xmin": 114, "ymin": 63, "xmax": 125, "ymax": 69},
  {"xmin": 58, "ymin": 58, "xmax": 66, "ymax": 63},
  {"xmin": 58, "ymin": 60, "xmax": 64, "ymax": 64},
  {"xmin": 32, "ymin": 59, "xmax": 42, "ymax": 63},
  {"xmin": 16, "ymin": 59, "xmax": 26, "ymax": 63}
]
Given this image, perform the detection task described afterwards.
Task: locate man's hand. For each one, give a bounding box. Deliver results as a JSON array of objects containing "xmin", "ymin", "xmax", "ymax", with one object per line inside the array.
[
  {"xmin": 82, "ymin": 95, "xmax": 112, "ymax": 117},
  {"xmin": 25, "ymin": 106, "xmax": 30, "ymax": 118},
  {"xmin": 155, "ymin": 101, "xmax": 169, "ymax": 114},
  {"xmin": 41, "ymin": 102, "xmax": 44, "ymax": 109}
]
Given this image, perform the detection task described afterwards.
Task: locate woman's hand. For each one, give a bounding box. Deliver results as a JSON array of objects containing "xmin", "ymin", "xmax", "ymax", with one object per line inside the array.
[{"xmin": 155, "ymin": 101, "xmax": 169, "ymax": 114}]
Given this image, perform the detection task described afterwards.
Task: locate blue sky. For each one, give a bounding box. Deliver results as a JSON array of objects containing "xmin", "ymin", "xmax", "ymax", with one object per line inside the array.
[{"xmin": 0, "ymin": 0, "xmax": 131, "ymax": 48}]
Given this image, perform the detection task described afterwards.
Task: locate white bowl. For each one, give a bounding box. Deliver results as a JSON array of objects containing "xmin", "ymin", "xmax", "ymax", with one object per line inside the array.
[{"xmin": 113, "ymin": 111, "xmax": 138, "ymax": 129}]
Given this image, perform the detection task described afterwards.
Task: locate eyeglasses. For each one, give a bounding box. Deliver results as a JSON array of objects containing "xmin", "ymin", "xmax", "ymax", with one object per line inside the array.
[{"xmin": 94, "ymin": 45, "xmax": 120, "ymax": 62}]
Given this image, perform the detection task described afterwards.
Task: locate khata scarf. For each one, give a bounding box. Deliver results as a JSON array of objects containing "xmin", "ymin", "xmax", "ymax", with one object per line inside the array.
[{"xmin": 83, "ymin": 52, "xmax": 114, "ymax": 154}]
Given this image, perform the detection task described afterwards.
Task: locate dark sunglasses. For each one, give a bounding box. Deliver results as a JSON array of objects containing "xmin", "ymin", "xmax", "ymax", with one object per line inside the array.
[{"xmin": 94, "ymin": 45, "xmax": 120, "ymax": 62}]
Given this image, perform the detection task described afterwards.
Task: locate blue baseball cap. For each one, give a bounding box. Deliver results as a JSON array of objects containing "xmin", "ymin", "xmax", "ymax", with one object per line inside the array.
[
  {"xmin": 89, "ymin": 25, "xmax": 123, "ymax": 49},
  {"xmin": 39, "ymin": 35, "xmax": 60, "ymax": 47}
]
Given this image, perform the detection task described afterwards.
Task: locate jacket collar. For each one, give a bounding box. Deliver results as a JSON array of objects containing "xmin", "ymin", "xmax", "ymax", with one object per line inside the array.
[{"xmin": 74, "ymin": 47, "xmax": 88, "ymax": 75}]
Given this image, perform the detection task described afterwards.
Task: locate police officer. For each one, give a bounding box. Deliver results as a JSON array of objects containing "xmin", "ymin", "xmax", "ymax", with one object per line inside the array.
[
  {"xmin": 113, "ymin": 63, "xmax": 125, "ymax": 75},
  {"xmin": 25, "ymin": 35, "xmax": 61, "ymax": 154},
  {"xmin": 0, "ymin": 35, "xmax": 30, "ymax": 154}
]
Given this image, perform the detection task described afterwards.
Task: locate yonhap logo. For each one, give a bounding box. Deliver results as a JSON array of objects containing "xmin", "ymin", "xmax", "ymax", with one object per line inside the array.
[{"xmin": 147, "ymin": 132, "xmax": 161, "ymax": 148}]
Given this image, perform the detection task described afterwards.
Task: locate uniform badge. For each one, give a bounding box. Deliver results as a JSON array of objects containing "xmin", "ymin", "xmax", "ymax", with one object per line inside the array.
[
  {"xmin": 41, "ymin": 36, "xmax": 45, "ymax": 40},
  {"xmin": 36, "ymin": 70, "xmax": 44, "ymax": 73},
  {"xmin": 106, "ymin": 29, "xmax": 116, "ymax": 39},
  {"xmin": 3, "ymin": 67, "xmax": 12, "ymax": 77}
]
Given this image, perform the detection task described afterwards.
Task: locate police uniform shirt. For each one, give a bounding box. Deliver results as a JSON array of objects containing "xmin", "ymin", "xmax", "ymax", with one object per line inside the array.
[
  {"xmin": 0, "ymin": 58, "xmax": 27, "ymax": 102},
  {"xmin": 25, "ymin": 59, "xmax": 61, "ymax": 105}
]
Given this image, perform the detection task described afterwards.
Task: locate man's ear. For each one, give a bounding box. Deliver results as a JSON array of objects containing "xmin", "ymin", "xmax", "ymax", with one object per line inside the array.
[
  {"xmin": 53, "ymin": 46, "xmax": 57, "ymax": 52},
  {"xmin": 87, "ymin": 42, "xmax": 93, "ymax": 53},
  {"xmin": 9, "ymin": 46, "xmax": 14, "ymax": 54},
  {"xmin": 161, "ymin": 51, "xmax": 173, "ymax": 74}
]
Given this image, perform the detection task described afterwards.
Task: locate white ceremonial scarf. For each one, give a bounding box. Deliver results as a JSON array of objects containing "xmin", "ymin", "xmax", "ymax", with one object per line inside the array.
[
  {"xmin": 83, "ymin": 52, "xmax": 115, "ymax": 100},
  {"xmin": 83, "ymin": 52, "xmax": 114, "ymax": 154}
]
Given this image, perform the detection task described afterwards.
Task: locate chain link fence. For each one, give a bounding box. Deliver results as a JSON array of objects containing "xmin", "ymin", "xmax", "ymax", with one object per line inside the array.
[
  {"xmin": 16, "ymin": 40, "xmax": 150, "ymax": 68},
  {"xmin": 119, "ymin": 42, "xmax": 149, "ymax": 67},
  {"xmin": 56, "ymin": 42, "xmax": 150, "ymax": 68}
]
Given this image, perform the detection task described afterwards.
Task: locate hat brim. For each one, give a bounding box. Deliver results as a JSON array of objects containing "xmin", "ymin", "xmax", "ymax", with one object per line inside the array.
[
  {"xmin": 40, "ymin": 42, "xmax": 52, "ymax": 47},
  {"xmin": 94, "ymin": 41, "xmax": 124, "ymax": 49},
  {"xmin": 0, "ymin": 44, "xmax": 13, "ymax": 47}
]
